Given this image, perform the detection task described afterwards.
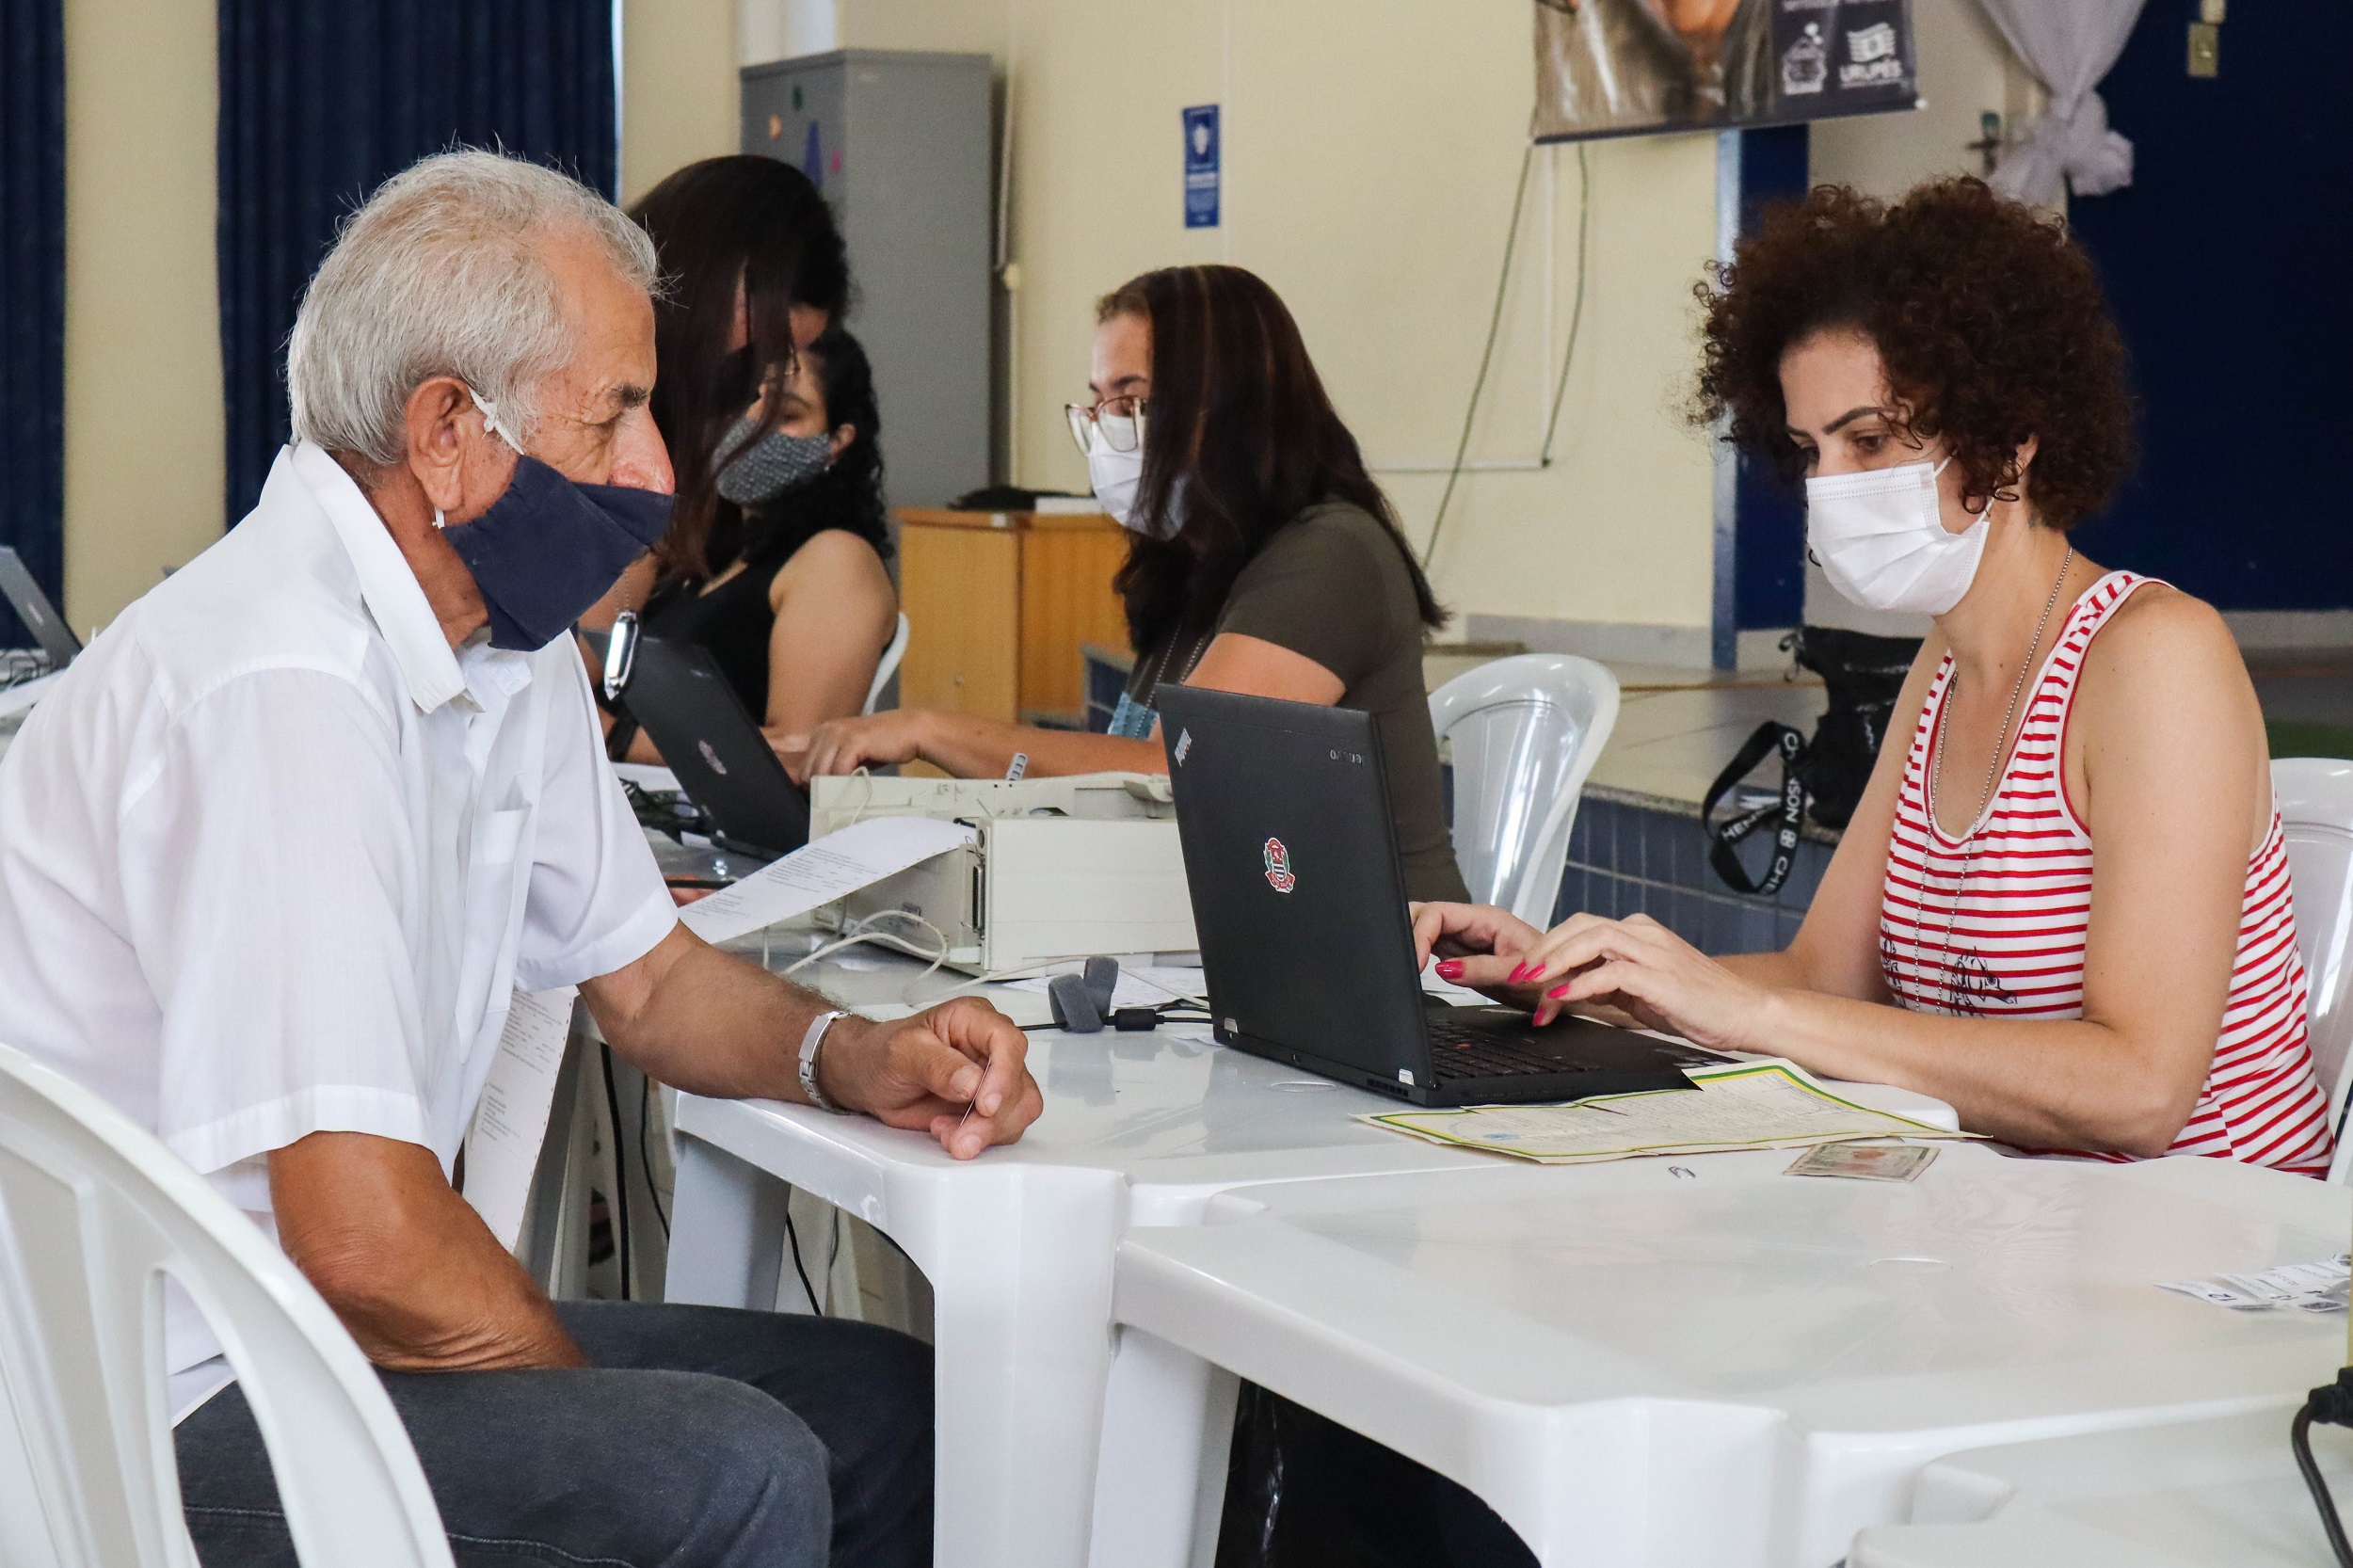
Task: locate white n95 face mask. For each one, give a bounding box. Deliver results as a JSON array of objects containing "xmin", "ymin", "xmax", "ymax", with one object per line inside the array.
[
  {"xmin": 1805, "ymin": 455, "xmax": 1991, "ymax": 616},
  {"xmin": 1085, "ymin": 428, "xmax": 1183, "ymax": 539}
]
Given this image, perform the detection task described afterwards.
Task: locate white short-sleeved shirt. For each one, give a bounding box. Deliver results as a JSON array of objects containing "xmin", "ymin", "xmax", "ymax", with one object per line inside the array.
[{"xmin": 0, "ymin": 442, "xmax": 677, "ymax": 1410}]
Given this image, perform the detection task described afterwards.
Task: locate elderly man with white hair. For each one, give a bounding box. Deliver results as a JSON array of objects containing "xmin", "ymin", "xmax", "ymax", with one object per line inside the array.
[{"xmin": 0, "ymin": 150, "xmax": 1038, "ymax": 1566}]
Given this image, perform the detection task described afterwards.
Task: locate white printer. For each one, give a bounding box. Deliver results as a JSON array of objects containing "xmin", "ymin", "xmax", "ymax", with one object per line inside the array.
[{"xmin": 808, "ymin": 772, "xmax": 1197, "ymax": 976}]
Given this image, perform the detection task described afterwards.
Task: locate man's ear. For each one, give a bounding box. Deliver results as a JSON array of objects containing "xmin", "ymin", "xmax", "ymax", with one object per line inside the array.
[{"xmin": 403, "ymin": 376, "xmax": 476, "ymax": 516}]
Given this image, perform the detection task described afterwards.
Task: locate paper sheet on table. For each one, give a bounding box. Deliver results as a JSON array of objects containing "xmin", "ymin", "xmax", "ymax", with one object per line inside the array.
[
  {"xmin": 1005, "ymin": 965, "xmax": 1208, "ymax": 1009},
  {"xmin": 461, "ymin": 986, "xmax": 578, "ymax": 1252},
  {"xmin": 2161, "ymin": 1253, "xmax": 2351, "ymax": 1314},
  {"xmin": 1362, "ymin": 1058, "xmax": 1983, "ymax": 1164},
  {"xmin": 680, "ymin": 815, "xmax": 976, "ymax": 944}
]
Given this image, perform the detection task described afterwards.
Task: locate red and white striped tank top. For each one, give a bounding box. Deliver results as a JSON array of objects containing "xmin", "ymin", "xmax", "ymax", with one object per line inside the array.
[{"xmin": 1879, "ymin": 570, "xmax": 2334, "ymax": 1176}]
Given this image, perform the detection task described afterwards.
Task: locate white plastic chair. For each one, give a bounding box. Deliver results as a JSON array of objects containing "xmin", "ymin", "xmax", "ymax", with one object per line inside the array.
[
  {"xmin": 863, "ymin": 613, "xmax": 910, "ymax": 716},
  {"xmin": 0, "ymin": 1040, "xmax": 453, "ymax": 1567},
  {"xmin": 1428, "ymin": 653, "xmax": 1621, "ymax": 928},
  {"xmin": 2273, "ymin": 757, "xmax": 2353, "ymax": 1183}
]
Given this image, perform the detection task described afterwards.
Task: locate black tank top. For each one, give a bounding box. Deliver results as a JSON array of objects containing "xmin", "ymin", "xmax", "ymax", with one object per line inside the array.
[{"xmin": 639, "ymin": 527, "xmax": 809, "ymax": 723}]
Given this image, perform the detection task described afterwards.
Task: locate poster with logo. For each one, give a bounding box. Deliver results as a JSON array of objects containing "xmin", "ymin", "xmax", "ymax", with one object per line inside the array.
[{"xmin": 1534, "ymin": 0, "xmax": 1916, "ymax": 143}]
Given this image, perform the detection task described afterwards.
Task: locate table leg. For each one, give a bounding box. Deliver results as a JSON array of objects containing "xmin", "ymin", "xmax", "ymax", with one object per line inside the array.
[
  {"xmin": 665, "ymin": 1132, "xmax": 786, "ymax": 1311},
  {"xmin": 1088, "ymin": 1326, "xmax": 1239, "ymax": 1568},
  {"xmin": 891, "ymin": 1164, "xmax": 1126, "ymax": 1568}
]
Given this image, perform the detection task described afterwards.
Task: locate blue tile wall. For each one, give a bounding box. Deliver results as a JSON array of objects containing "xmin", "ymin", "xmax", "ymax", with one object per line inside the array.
[{"xmin": 1555, "ymin": 792, "xmax": 1830, "ymax": 954}]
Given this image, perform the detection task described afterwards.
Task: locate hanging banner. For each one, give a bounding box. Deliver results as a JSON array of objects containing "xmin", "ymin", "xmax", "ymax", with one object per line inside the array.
[{"xmin": 1534, "ymin": 0, "xmax": 1918, "ymax": 143}]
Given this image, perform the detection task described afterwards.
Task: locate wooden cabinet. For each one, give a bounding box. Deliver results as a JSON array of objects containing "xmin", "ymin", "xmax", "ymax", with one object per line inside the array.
[{"xmin": 896, "ymin": 509, "xmax": 1130, "ymax": 725}]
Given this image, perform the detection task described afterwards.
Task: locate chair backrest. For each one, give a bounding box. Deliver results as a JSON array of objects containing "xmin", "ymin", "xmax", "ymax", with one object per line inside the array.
[
  {"xmin": 863, "ymin": 613, "xmax": 911, "ymax": 716},
  {"xmin": 1428, "ymin": 653, "xmax": 1621, "ymax": 927},
  {"xmin": 0, "ymin": 1041, "xmax": 453, "ymax": 1567},
  {"xmin": 2273, "ymin": 758, "xmax": 2353, "ymax": 1184}
]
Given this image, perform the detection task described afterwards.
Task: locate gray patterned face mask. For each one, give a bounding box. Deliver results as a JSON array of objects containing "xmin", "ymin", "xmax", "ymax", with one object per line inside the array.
[{"xmin": 714, "ymin": 417, "xmax": 833, "ymax": 504}]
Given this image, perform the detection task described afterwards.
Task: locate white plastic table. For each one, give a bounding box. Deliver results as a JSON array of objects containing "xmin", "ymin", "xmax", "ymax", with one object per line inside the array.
[
  {"xmin": 1104, "ymin": 1146, "xmax": 2350, "ymax": 1568},
  {"xmin": 1849, "ymin": 1408, "xmax": 2353, "ymax": 1566},
  {"xmin": 661, "ymin": 949, "xmax": 1958, "ymax": 1568}
]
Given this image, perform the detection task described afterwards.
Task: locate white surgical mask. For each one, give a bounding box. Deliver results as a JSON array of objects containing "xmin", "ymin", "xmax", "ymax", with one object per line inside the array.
[
  {"xmin": 1805, "ymin": 454, "xmax": 1992, "ymax": 616},
  {"xmin": 1086, "ymin": 429, "xmax": 1181, "ymax": 539}
]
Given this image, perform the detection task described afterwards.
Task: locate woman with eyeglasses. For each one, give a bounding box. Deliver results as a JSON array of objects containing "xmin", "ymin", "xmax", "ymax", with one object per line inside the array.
[{"xmin": 782, "ymin": 264, "xmax": 1469, "ymax": 904}]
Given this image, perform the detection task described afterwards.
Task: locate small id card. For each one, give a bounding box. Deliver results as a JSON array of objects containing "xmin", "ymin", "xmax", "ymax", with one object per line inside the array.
[{"xmin": 1785, "ymin": 1142, "xmax": 1938, "ymax": 1182}]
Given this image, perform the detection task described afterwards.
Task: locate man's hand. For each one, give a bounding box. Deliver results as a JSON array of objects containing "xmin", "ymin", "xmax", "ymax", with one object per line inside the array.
[
  {"xmin": 270, "ymin": 1130, "xmax": 583, "ymax": 1372},
  {"xmin": 819, "ymin": 996, "xmax": 1043, "ymax": 1160}
]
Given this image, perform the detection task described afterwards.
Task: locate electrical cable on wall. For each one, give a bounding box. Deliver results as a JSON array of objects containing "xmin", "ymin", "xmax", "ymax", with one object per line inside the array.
[
  {"xmin": 1420, "ymin": 141, "xmax": 1594, "ymax": 569},
  {"xmin": 1421, "ymin": 141, "xmax": 1533, "ymax": 568}
]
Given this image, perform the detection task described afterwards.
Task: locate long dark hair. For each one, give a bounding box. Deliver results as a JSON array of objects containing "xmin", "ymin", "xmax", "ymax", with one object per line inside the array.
[
  {"xmin": 1102, "ymin": 265, "xmax": 1444, "ymax": 656},
  {"xmin": 627, "ymin": 155, "xmax": 851, "ymax": 582},
  {"xmin": 702, "ymin": 323, "xmax": 894, "ymax": 576}
]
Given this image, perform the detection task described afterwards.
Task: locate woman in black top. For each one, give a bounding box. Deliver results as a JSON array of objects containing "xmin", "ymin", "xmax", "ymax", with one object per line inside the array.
[
  {"xmin": 784, "ymin": 264, "xmax": 1467, "ymax": 904},
  {"xmin": 591, "ymin": 157, "xmax": 898, "ymax": 760},
  {"xmin": 610, "ymin": 325, "xmax": 898, "ymax": 760}
]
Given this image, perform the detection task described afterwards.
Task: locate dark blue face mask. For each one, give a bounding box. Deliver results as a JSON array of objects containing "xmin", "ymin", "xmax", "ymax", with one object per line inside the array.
[{"xmin": 438, "ymin": 453, "xmax": 673, "ymax": 651}]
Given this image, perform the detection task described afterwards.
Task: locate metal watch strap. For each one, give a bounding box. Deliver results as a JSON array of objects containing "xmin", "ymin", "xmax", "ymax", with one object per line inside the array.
[{"xmin": 798, "ymin": 1009, "xmax": 849, "ymax": 1113}]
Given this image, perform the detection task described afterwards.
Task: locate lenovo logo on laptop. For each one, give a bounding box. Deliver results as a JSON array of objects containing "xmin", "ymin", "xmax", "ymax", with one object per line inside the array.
[
  {"xmin": 1262, "ymin": 837, "xmax": 1296, "ymax": 893},
  {"xmin": 698, "ymin": 739, "xmax": 728, "ymax": 776}
]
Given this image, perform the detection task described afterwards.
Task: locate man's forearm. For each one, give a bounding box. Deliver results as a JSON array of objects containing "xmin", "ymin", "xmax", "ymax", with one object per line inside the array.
[{"xmin": 584, "ymin": 924, "xmax": 831, "ymax": 1102}]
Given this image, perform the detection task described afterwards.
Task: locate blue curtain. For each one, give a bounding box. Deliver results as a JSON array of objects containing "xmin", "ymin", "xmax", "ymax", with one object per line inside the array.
[
  {"xmin": 217, "ymin": 1, "xmax": 618, "ymax": 521},
  {"xmin": 0, "ymin": 0, "xmax": 66, "ymax": 646}
]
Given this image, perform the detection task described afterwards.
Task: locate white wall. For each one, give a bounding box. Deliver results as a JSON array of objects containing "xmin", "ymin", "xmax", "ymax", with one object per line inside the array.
[
  {"xmin": 62, "ymin": 0, "xmax": 224, "ymax": 634},
  {"xmin": 765, "ymin": 0, "xmax": 1731, "ymax": 655}
]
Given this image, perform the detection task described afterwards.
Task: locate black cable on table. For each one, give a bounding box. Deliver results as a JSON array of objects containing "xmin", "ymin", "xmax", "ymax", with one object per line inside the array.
[
  {"xmin": 599, "ymin": 1043, "xmax": 632, "ymax": 1302},
  {"xmin": 637, "ymin": 1072, "xmax": 669, "ymax": 1239},
  {"xmin": 2296, "ymin": 1371, "xmax": 2353, "ymax": 1568},
  {"xmin": 784, "ymin": 1196, "xmax": 823, "ymax": 1315}
]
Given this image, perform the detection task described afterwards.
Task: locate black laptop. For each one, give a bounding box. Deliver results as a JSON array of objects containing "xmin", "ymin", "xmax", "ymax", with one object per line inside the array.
[
  {"xmin": 0, "ymin": 548, "xmax": 79, "ymax": 668},
  {"xmin": 1157, "ymin": 686, "xmax": 1721, "ymax": 1107},
  {"xmin": 615, "ymin": 632, "xmax": 809, "ymax": 859}
]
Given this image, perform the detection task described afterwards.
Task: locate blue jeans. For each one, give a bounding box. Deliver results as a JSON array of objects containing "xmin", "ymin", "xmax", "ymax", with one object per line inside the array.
[{"xmin": 174, "ymin": 1300, "xmax": 932, "ymax": 1568}]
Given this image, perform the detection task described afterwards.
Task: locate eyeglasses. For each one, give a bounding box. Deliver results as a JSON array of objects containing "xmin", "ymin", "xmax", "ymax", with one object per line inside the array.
[{"xmin": 1064, "ymin": 394, "xmax": 1148, "ymax": 458}]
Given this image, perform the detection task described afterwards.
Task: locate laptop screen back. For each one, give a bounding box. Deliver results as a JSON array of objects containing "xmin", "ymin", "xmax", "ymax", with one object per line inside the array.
[
  {"xmin": 1157, "ymin": 687, "xmax": 1431, "ymax": 1091},
  {"xmin": 0, "ymin": 548, "xmax": 79, "ymax": 668},
  {"xmin": 621, "ymin": 636, "xmax": 809, "ymax": 856}
]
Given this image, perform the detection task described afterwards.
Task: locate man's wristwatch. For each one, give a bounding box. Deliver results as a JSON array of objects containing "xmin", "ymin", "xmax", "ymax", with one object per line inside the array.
[{"xmin": 798, "ymin": 1009, "xmax": 850, "ymax": 1113}]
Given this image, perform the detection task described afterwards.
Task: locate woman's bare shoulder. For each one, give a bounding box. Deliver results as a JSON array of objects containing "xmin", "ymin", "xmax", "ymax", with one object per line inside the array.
[
  {"xmin": 770, "ymin": 528, "xmax": 895, "ymax": 606},
  {"xmin": 2084, "ymin": 579, "xmax": 2240, "ymax": 686}
]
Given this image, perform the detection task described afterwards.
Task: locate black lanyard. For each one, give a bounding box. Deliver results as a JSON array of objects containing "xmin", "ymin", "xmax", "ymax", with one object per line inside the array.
[{"xmin": 1701, "ymin": 721, "xmax": 1806, "ymax": 896}]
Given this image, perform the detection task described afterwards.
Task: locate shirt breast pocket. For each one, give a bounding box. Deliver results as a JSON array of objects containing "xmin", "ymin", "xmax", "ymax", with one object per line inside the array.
[
  {"xmin": 454, "ymin": 806, "xmax": 536, "ymax": 1055},
  {"xmin": 472, "ymin": 806, "xmax": 531, "ymax": 870}
]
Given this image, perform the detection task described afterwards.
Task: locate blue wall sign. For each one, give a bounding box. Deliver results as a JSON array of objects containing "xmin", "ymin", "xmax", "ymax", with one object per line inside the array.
[{"xmin": 1183, "ymin": 104, "xmax": 1220, "ymax": 229}]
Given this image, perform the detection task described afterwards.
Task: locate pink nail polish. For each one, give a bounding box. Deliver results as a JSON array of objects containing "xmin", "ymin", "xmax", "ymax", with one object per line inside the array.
[
  {"xmin": 1546, "ymin": 984, "xmax": 1572, "ymax": 1000},
  {"xmin": 1435, "ymin": 959, "xmax": 1465, "ymax": 980},
  {"xmin": 1507, "ymin": 962, "xmax": 1534, "ymax": 984}
]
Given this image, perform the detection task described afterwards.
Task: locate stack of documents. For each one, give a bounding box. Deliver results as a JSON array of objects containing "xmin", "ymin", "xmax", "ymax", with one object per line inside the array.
[{"xmin": 1363, "ymin": 1058, "xmax": 1981, "ymax": 1165}]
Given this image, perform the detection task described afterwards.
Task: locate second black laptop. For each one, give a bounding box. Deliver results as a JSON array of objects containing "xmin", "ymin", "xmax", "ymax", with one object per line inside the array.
[
  {"xmin": 1157, "ymin": 685, "xmax": 1721, "ymax": 1107},
  {"xmin": 619, "ymin": 634, "xmax": 810, "ymax": 859}
]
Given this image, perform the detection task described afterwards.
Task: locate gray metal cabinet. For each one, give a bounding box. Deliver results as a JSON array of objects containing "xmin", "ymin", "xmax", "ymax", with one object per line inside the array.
[{"xmin": 742, "ymin": 50, "xmax": 992, "ymax": 511}]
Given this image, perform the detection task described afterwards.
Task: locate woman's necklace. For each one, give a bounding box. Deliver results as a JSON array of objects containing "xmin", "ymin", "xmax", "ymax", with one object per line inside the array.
[{"xmin": 1924, "ymin": 545, "xmax": 2074, "ymax": 1011}]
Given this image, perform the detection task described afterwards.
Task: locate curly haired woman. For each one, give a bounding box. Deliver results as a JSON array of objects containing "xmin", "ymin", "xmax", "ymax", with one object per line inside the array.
[{"xmin": 1417, "ymin": 176, "xmax": 2334, "ymax": 1174}]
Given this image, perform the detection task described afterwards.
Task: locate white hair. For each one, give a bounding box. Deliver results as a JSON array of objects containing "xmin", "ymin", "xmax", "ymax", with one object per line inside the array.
[{"xmin": 286, "ymin": 149, "xmax": 660, "ymax": 466}]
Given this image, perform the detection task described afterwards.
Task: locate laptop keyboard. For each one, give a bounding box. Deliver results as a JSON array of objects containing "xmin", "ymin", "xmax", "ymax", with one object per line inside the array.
[{"xmin": 1424, "ymin": 1015, "xmax": 1585, "ymax": 1080}]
